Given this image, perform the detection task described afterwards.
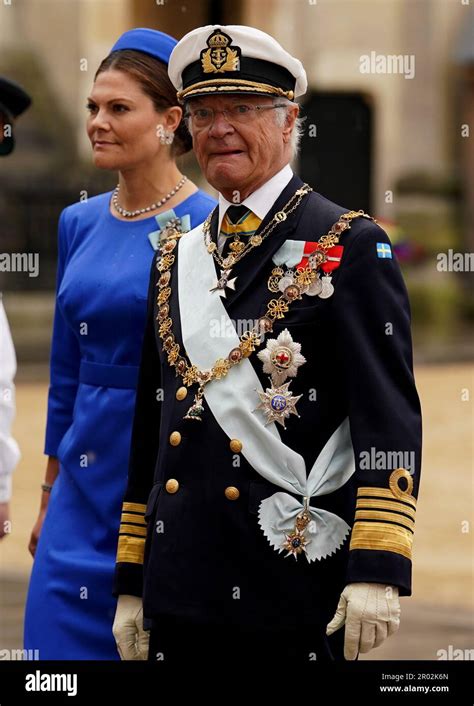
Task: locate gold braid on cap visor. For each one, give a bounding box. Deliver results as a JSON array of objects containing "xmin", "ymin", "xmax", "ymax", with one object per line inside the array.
[{"xmin": 177, "ymin": 78, "xmax": 294, "ymax": 102}]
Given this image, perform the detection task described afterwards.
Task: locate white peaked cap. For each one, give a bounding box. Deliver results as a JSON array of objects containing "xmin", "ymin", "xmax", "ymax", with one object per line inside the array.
[{"xmin": 168, "ymin": 24, "xmax": 307, "ymax": 102}]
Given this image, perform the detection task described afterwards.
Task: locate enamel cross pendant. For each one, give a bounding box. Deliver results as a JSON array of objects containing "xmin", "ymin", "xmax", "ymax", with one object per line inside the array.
[{"xmin": 209, "ymin": 268, "xmax": 238, "ymax": 297}]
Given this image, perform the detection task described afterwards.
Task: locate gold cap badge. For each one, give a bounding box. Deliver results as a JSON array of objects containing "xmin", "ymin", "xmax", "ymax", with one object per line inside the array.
[{"xmin": 200, "ymin": 29, "xmax": 241, "ymax": 74}]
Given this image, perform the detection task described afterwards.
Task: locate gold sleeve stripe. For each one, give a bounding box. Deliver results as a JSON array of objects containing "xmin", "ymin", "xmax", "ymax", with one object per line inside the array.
[
  {"xmin": 354, "ymin": 510, "xmax": 415, "ymax": 532},
  {"xmin": 122, "ymin": 501, "xmax": 147, "ymax": 514},
  {"xmin": 357, "ymin": 487, "xmax": 417, "ymax": 509},
  {"xmin": 121, "ymin": 512, "xmax": 147, "ymax": 526},
  {"xmin": 116, "ymin": 535, "xmax": 145, "ymax": 565},
  {"xmin": 350, "ymin": 521, "xmax": 413, "ymax": 560},
  {"xmin": 119, "ymin": 523, "xmax": 147, "ymax": 537},
  {"xmin": 355, "ymin": 497, "xmax": 416, "ymax": 520}
]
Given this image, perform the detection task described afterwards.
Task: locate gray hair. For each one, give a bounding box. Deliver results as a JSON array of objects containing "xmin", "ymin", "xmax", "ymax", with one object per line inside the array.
[{"xmin": 272, "ymin": 97, "xmax": 305, "ymax": 158}]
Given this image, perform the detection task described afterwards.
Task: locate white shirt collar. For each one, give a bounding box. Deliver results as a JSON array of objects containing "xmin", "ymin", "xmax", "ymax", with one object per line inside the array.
[{"xmin": 217, "ymin": 163, "xmax": 293, "ymax": 232}]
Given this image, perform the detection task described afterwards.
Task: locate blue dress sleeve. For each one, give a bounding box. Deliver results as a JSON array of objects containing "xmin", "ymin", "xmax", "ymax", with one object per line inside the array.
[
  {"xmin": 189, "ymin": 191, "xmax": 217, "ymax": 229},
  {"xmin": 44, "ymin": 209, "xmax": 81, "ymax": 457}
]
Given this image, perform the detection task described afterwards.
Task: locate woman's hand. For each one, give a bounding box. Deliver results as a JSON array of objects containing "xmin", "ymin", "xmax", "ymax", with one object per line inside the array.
[
  {"xmin": 28, "ymin": 455, "xmax": 59, "ymax": 557},
  {"xmin": 28, "ymin": 507, "xmax": 47, "ymax": 557}
]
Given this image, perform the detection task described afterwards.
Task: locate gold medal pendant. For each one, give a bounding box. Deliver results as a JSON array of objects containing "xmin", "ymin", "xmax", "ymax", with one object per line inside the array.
[
  {"xmin": 184, "ymin": 386, "xmax": 206, "ymax": 421},
  {"xmin": 282, "ymin": 500, "xmax": 312, "ymax": 560}
]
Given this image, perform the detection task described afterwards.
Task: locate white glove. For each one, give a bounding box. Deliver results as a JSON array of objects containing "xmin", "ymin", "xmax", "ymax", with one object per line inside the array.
[
  {"xmin": 326, "ymin": 582, "xmax": 400, "ymax": 660},
  {"xmin": 112, "ymin": 594, "xmax": 150, "ymax": 661}
]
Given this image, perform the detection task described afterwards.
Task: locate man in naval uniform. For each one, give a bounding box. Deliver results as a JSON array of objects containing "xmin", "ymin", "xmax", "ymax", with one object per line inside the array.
[{"xmin": 112, "ymin": 25, "xmax": 422, "ymax": 664}]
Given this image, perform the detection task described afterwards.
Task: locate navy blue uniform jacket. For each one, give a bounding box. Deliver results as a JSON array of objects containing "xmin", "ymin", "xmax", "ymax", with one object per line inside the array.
[{"xmin": 113, "ymin": 175, "xmax": 422, "ymax": 630}]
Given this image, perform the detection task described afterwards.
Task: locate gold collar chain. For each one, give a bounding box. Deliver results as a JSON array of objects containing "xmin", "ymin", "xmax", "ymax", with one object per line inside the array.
[
  {"xmin": 203, "ymin": 185, "xmax": 312, "ymax": 272},
  {"xmin": 155, "ymin": 208, "xmax": 373, "ymax": 422},
  {"xmin": 267, "ymin": 209, "xmax": 376, "ymax": 300}
]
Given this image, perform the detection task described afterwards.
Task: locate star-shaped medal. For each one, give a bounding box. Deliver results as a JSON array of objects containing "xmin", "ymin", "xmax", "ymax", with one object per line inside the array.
[
  {"xmin": 209, "ymin": 268, "xmax": 238, "ymax": 297},
  {"xmin": 257, "ymin": 328, "xmax": 306, "ymax": 385},
  {"xmin": 282, "ymin": 529, "xmax": 310, "ymax": 559},
  {"xmin": 282, "ymin": 508, "xmax": 311, "ymax": 559},
  {"xmin": 253, "ymin": 379, "xmax": 302, "ymax": 429}
]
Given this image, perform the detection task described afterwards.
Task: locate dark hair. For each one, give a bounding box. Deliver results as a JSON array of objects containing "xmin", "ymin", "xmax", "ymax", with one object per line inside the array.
[{"xmin": 94, "ymin": 49, "xmax": 192, "ymax": 157}]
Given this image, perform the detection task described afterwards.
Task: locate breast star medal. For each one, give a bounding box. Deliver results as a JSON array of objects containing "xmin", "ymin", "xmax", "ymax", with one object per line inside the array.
[
  {"xmin": 253, "ymin": 328, "xmax": 306, "ymax": 429},
  {"xmin": 255, "ymin": 381, "xmax": 302, "ymax": 428},
  {"xmin": 257, "ymin": 328, "xmax": 306, "ymax": 385}
]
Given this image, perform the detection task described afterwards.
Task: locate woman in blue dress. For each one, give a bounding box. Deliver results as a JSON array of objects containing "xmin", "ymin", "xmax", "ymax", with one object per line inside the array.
[{"xmin": 23, "ymin": 28, "xmax": 216, "ymax": 660}]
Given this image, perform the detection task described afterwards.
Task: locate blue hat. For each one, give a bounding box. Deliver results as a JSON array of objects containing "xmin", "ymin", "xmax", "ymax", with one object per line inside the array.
[{"xmin": 110, "ymin": 28, "xmax": 177, "ymax": 65}]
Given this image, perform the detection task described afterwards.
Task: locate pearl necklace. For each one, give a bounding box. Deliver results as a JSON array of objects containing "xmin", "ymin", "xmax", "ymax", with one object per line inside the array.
[{"xmin": 112, "ymin": 176, "xmax": 188, "ymax": 218}]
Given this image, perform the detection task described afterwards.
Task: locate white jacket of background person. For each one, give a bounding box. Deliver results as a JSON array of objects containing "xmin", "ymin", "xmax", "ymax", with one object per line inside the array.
[{"xmin": 0, "ymin": 295, "xmax": 21, "ymax": 502}]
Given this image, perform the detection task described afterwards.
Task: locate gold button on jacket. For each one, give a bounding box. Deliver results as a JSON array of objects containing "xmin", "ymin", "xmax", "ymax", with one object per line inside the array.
[
  {"xmin": 165, "ymin": 479, "xmax": 179, "ymax": 494},
  {"xmin": 229, "ymin": 439, "xmax": 242, "ymax": 453},
  {"xmin": 224, "ymin": 486, "xmax": 240, "ymax": 501},
  {"xmin": 169, "ymin": 431, "xmax": 182, "ymax": 446}
]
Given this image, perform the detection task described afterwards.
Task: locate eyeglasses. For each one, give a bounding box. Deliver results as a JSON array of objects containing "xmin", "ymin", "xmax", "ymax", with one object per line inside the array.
[{"xmin": 184, "ymin": 103, "xmax": 287, "ymax": 129}]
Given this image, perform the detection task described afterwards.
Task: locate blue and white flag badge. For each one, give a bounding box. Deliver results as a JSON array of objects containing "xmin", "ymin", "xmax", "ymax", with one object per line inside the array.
[{"xmin": 376, "ymin": 242, "xmax": 392, "ymax": 259}]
